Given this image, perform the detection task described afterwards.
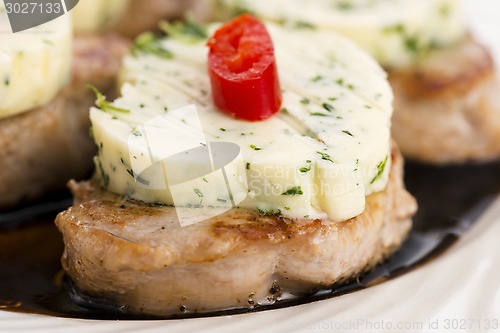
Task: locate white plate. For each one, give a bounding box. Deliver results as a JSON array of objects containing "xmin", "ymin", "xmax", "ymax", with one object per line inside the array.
[{"xmin": 1, "ymin": 1, "xmax": 499, "ymax": 332}]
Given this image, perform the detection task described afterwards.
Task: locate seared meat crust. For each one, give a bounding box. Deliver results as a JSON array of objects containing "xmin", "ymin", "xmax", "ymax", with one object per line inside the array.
[{"xmin": 56, "ymin": 146, "xmax": 416, "ymax": 317}]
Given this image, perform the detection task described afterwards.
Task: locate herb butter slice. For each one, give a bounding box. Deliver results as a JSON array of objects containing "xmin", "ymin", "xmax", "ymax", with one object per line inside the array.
[
  {"xmin": 90, "ymin": 22, "xmax": 393, "ymax": 223},
  {"xmin": 216, "ymin": 0, "xmax": 465, "ymax": 68},
  {"xmin": 0, "ymin": 5, "xmax": 72, "ymax": 118}
]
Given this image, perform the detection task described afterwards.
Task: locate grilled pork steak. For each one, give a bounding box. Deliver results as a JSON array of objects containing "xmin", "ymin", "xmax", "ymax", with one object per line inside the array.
[
  {"xmin": 390, "ymin": 36, "xmax": 500, "ymax": 164},
  {"xmin": 0, "ymin": 35, "xmax": 130, "ymax": 209},
  {"xmin": 56, "ymin": 146, "xmax": 416, "ymax": 317}
]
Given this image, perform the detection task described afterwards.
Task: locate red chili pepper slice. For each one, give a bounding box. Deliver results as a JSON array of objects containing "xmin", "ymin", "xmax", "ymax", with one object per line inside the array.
[{"xmin": 207, "ymin": 14, "xmax": 283, "ymax": 121}]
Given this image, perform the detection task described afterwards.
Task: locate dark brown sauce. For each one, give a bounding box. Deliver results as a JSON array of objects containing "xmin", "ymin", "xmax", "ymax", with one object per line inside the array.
[{"xmin": 1, "ymin": 161, "xmax": 499, "ymax": 320}]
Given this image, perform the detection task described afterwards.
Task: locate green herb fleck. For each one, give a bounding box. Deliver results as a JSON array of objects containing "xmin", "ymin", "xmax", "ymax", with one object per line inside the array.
[
  {"xmin": 342, "ymin": 130, "xmax": 354, "ymax": 137},
  {"xmin": 300, "ymin": 98, "xmax": 311, "ymax": 105},
  {"xmin": 299, "ymin": 165, "xmax": 311, "ymax": 173},
  {"xmin": 194, "ymin": 189, "xmax": 203, "ymax": 198},
  {"xmin": 310, "ymin": 112, "xmax": 329, "ymax": 117},
  {"xmin": 246, "ymin": 162, "xmax": 251, "ymax": 170},
  {"xmin": 337, "ymin": 1, "xmax": 353, "ymax": 10},
  {"xmin": 383, "ymin": 24, "xmax": 405, "ymax": 34},
  {"xmin": 383, "ymin": 24, "xmax": 426, "ymax": 55},
  {"xmin": 203, "ymin": 178, "xmax": 208, "ymax": 183},
  {"xmin": 404, "ymin": 36, "xmax": 420, "ymax": 54},
  {"xmin": 4, "ymin": 77, "xmax": 9, "ymax": 86},
  {"xmin": 231, "ymin": 4, "xmax": 254, "ymax": 16},
  {"xmin": 439, "ymin": 4, "xmax": 451, "ymax": 18},
  {"xmin": 322, "ymin": 103, "xmax": 335, "ymax": 112},
  {"xmin": 311, "ymin": 75, "xmax": 323, "ymax": 82},
  {"xmin": 281, "ymin": 108, "xmax": 289, "ymax": 114},
  {"xmin": 132, "ymin": 32, "xmax": 173, "ymax": 59},
  {"xmin": 284, "ymin": 206, "xmax": 291, "ymax": 211},
  {"xmin": 131, "ymin": 128, "xmax": 142, "ymax": 137},
  {"xmin": 97, "ymin": 160, "xmax": 110, "ymax": 188},
  {"xmin": 250, "ymin": 144, "xmax": 262, "ymax": 151},
  {"xmin": 86, "ymin": 84, "xmax": 130, "ymax": 113},
  {"xmin": 317, "ymin": 151, "xmax": 334, "ymax": 163},
  {"xmin": 220, "ymin": 128, "xmax": 226, "ymax": 132},
  {"xmin": 258, "ymin": 208, "xmax": 281, "ymax": 216},
  {"xmin": 371, "ymin": 156, "xmax": 389, "ymax": 184},
  {"xmin": 294, "ymin": 21, "xmax": 316, "ymax": 30}
]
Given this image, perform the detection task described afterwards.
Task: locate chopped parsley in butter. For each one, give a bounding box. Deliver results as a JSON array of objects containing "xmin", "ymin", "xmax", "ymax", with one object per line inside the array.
[{"xmin": 90, "ymin": 22, "xmax": 393, "ymax": 223}]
